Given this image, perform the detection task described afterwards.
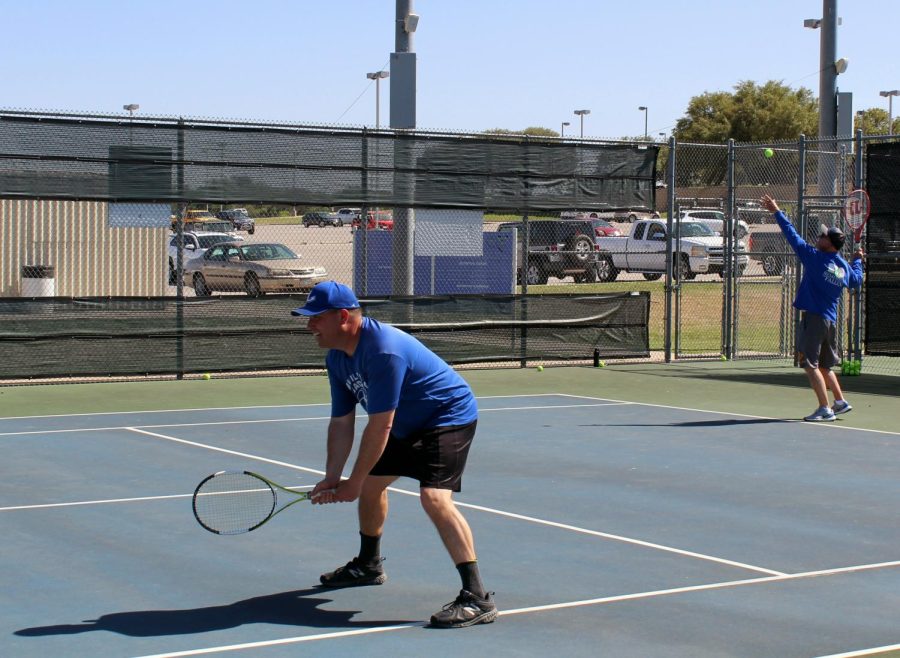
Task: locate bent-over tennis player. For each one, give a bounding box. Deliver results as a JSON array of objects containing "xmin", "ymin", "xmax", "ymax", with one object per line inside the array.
[{"xmin": 292, "ymin": 281, "xmax": 496, "ymax": 628}]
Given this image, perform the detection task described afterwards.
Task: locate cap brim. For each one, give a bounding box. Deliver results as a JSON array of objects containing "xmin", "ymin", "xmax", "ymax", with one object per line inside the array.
[{"xmin": 291, "ymin": 307, "xmax": 325, "ymax": 316}]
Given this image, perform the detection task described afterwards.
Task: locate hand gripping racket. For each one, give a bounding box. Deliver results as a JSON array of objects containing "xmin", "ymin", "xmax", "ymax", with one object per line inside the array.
[
  {"xmin": 843, "ymin": 188, "xmax": 871, "ymax": 245},
  {"xmin": 192, "ymin": 471, "xmax": 320, "ymax": 535}
]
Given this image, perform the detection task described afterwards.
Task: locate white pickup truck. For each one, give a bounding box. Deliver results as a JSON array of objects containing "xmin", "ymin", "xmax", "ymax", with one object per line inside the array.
[{"xmin": 595, "ymin": 219, "xmax": 748, "ymax": 281}]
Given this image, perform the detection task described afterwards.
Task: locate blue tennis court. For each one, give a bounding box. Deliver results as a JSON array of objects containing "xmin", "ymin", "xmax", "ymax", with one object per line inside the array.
[{"xmin": 2, "ymin": 389, "xmax": 899, "ymax": 657}]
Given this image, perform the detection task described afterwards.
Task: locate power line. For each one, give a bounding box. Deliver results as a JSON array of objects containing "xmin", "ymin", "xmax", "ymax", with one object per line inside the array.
[{"xmin": 335, "ymin": 58, "xmax": 391, "ymax": 124}]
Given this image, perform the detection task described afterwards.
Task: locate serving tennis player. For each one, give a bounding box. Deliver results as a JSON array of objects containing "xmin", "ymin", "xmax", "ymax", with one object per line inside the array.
[
  {"xmin": 760, "ymin": 195, "xmax": 865, "ymax": 422},
  {"xmin": 292, "ymin": 281, "xmax": 497, "ymax": 628}
]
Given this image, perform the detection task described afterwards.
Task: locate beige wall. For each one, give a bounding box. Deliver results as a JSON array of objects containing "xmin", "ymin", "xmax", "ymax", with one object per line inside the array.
[{"xmin": 0, "ymin": 199, "xmax": 168, "ymax": 297}]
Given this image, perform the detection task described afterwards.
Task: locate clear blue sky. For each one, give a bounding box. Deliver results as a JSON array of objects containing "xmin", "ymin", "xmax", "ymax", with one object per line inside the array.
[{"xmin": 2, "ymin": 1, "xmax": 896, "ymax": 139}]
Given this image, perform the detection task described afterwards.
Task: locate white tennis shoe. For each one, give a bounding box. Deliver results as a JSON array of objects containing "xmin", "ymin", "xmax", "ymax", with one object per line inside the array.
[
  {"xmin": 832, "ymin": 400, "xmax": 853, "ymax": 415},
  {"xmin": 804, "ymin": 406, "xmax": 836, "ymax": 422}
]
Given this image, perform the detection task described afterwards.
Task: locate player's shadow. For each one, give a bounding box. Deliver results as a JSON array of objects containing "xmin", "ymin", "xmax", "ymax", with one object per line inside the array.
[
  {"xmin": 15, "ymin": 587, "xmax": 416, "ymax": 638},
  {"xmin": 582, "ymin": 418, "xmax": 790, "ymax": 428}
]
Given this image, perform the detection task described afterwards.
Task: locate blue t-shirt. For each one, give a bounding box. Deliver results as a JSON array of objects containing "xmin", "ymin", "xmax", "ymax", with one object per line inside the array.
[
  {"xmin": 326, "ymin": 317, "xmax": 478, "ymax": 438},
  {"xmin": 775, "ymin": 211, "xmax": 864, "ymax": 322}
]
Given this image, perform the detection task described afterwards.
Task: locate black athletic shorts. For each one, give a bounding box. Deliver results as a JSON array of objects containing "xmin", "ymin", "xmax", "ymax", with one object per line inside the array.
[
  {"xmin": 369, "ymin": 420, "xmax": 477, "ymax": 492},
  {"xmin": 797, "ymin": 312, "xmax": 839, "ymax": 369}
]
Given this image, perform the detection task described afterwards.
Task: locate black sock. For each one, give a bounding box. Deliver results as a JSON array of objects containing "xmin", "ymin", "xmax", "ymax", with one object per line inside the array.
[
  {"xmin": 358, "ymin": 532, "xmax": 381, "ymax": 564},
  {"xmin": 456, "ymin": 561, "xmax": 486, "ymax": 598}
]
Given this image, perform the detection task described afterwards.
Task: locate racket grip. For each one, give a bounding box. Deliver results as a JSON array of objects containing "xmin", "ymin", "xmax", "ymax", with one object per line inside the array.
[{"xmin": 308, "ymin": 488, "xmax": 337, "ymax": 501}]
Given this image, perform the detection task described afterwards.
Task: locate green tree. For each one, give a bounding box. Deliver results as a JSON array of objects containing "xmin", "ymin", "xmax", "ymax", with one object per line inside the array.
[
  {"xmin": 483, "ymin": 127, "xmax": 560, "ymax": 137},
  {"xmin": 854, "ymin": 107, "xmax": 898, "ymax": 135},
  {"xmin": 675, "ymin": 81, "xmax": 818, "ymax": 143}
]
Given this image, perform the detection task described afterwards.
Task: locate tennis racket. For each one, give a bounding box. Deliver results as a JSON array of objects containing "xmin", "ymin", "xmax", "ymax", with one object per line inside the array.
[
  {"xmin": 843, "ymin": 188, "xmax": 871, "ymax": 244},
  {"xmin": 192, "ymin": 470, "xmax": 320, "ymax": 535}
]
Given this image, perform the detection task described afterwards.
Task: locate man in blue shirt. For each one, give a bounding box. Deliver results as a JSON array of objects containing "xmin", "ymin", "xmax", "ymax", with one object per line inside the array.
[
  {"xmin": 292, "ymin": 281, "xmax": 496, "ymax": 628},
  {"xmin": 760, "ymin": 195, "xmax": 865, "ymax": 421}
]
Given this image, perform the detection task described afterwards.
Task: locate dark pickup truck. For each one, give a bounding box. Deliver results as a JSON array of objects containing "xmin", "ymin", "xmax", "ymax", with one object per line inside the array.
[{"xmin": 497, "ymin": 219, "xmax": 600, "ymax": 285}]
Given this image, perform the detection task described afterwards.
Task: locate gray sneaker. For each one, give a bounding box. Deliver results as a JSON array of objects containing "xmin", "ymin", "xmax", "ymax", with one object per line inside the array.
[
  {"xmin": 319, "ymin": 557, "xmax": 386, "ymax": 587},
  {"xmin": 832, "ymin": 400, "xmax": 852, "ymax": 415},
  {"xmin": 804, "ymin": 406, "xmax": 836, "ymax": 422},
  {"xmin": 429, "ymin": 590, "xmax": 498, "ymax": 628}
]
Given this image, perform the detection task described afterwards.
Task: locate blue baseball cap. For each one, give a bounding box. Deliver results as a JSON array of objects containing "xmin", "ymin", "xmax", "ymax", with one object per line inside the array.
[{"xmin": 291, "ymin": 281, "xmax": 360, "ymax": 316}]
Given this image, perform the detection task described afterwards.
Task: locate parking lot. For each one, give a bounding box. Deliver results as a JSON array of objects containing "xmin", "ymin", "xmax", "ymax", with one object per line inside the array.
[{"xmin": 166, "ymin": 220, "xmax": 787, "ymax": 296}]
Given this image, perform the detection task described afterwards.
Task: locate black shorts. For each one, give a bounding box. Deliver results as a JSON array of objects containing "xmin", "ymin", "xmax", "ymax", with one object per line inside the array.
[
  {"xmin": 797, "ymin": 312, "xmax": 839, "ymax": 369},
  {"xmin": 369, "ymin": 420, "xmax": 477, "ymax": 492}
]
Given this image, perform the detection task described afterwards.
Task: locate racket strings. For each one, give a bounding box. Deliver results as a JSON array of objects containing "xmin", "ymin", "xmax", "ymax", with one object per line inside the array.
[{"xmin": 193, "ymin": 472, "xmax": 277, "ymax": 535}]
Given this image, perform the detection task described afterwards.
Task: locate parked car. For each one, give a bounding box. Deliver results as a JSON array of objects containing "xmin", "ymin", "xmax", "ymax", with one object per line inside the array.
[
  {"xmin": 216, "ymin": 208, "xmax": 256, "ymax": 234},
  {"xmin": 352, "ymin": 210, "xmax": 394, "ymax": 231},
  {"xmin": 679, "ymin": 209, "xmax": 750, "ymax": 241},
  {"xmin": 595, "ymin": 219, "xmax": 749, "ymax": 282},
  {"xmin": 167, "ymin": 231, "xmax": 242, "ymax": 284},
  {"xmin": 302, "ymin": 211, "xmax": 344, "ymax": 227},
  {"xmin": 335, "ymin": 208, "xmax": 362, "ymax": 224},
  {"xmin": 497, "ymin": 219, "xmax": 599, "ymax": 285},
  {"xmin": 180, "ymin": 220, "xmax": 237, "ymax": 235},
  {"xmin": 562, "ymin": 209, "xmax": 660, "ymax": 223},
  {"xmin": 184, "ymin": 242, "xmax": 327, "ymax": 297},
  {"xmin": 736, "ymin": 200, "xmax": 771, "ymax": 225},
  {"xmin": 172, "ymin": 209, "xmax": 218, "ymax": 231},
  {"xmin": 564, "ymin": 217, "xmax": 622, "ymax": 238}
]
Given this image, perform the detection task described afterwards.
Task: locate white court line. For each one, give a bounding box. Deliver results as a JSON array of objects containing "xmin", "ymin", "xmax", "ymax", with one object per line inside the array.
[
  {"xmin": 1, "ymin": 391, "xmax": 895, "ymax": 437},
  {"xmin": 129, "ymin": 559, "xmax": 900, "ymax": 658},
  {"xmin": 0, "ymin": 416, "xmax": 334, "ymax": 437},
  {"xmin": 5, "ymin": 426, "xmax": 780, "ymax": 578},
  {"xmin": 0, "ymin": 403, "xmax": 627, "ymax": 437},
  {"xmin": 0, "ymin": 393, "xmax": 580, "ymax": 422},
  {"xmin": 131, "ymin": 624, "xmax": 419, "ymax": 658},
  {"xmin": 0, "ymin": 402, "xmax": 332, "ymax": 422},
  {"xmin": 0, "ymin": 493, "xmax": 192, "ymax": 512},
  {"xmin": 553, "ymin": 393, "xmax": 900, "ymax": 437},
  {"xmin": 816, "ymin": 643, "xmax": 900, "ymax": 658}
]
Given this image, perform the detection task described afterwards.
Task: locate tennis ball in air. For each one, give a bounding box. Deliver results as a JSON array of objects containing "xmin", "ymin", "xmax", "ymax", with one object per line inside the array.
[
  {"xmin": 764, "ymin": 148, "xmax": 774, "ymax": 158},
  {"xmin": 202, "ymin": 373, "xmax": 211, "ymax": 380},
  {"xmin": 536, "ymin": 365, "xmax": 544, "ymax": 372}
]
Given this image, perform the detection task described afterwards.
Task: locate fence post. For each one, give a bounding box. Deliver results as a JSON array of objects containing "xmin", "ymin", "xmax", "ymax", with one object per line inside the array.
[
  {"xmin": 723, "ymin": 139, "xmax": 735, "ymax": 358},
  {"xmin": 360, "ymin": 128, "xmax": 369, "ymax": 296},
  {"xmin": 853, "ymin": 128, "xmax": 865, "ymax": 362},
  {"xmin": 793, "ymin": 135, "xmax": 806, "ymax": 367},
  {"xmin": 664, "ymin": 136, "xmax": 676, "ymax": 363}
]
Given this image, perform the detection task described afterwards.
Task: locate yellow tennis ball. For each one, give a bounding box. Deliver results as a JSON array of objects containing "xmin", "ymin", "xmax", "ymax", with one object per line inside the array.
[
  {"xmin": 764, "ymin": 148, "xmax": 774, "ymax": 158},
  {"xmin": 536, "ymin": 365, "xmax": 544, "ymax": 372},
  {"xmin": 202, "ymin": 373, "xmax": 211, "ymax": 380},
  {"xmin": 598, "ymin": 360, "xmax": 606, "ymax": 368},
  {"xmin": 720, "ymin": 354, "xmax": 728, "ymax": 361}
]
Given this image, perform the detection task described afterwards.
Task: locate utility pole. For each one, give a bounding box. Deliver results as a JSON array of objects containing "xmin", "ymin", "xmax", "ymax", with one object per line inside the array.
[{"xmin": 391, "ymin": 0, "xmax": 418, "ymax": 295}]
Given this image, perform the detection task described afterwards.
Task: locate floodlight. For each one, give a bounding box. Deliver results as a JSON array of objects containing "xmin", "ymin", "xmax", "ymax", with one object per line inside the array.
[{"xmin": 404, "ymin": 12, "xmax": 419, "ymax": 33}]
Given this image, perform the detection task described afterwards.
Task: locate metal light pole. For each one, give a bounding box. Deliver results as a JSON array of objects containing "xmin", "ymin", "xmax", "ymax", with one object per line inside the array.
[
  {"xmin": 573, "ymin": 109, "xmax": 590, "ymax": 138},
  {"xmin": 638, "ymin": 106, "xmax": 648, "ymax": 138},
  {"xmin": 561, "ymin": 121, "xmax": 570, "ymax": 137},
  {"xmin": 123, "ymin": 103, "xmax": 139, "ymax": 118},
  {"xmin": 391, "ymin": 0, "xmax": 418, "ymax": 296},
  {"xmin": 366, "ymin": 71, "xmax": 390, "ymax": 128},
  {"xmin": 804, "ymin": 1, "xmax": 844, "ymax": 194},
  {"xmin": 879, "ymin": 90, "xmax": 899, "ymax": 135}
]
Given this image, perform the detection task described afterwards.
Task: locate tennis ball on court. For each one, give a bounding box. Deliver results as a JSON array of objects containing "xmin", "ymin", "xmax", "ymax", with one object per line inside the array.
[
  {"xmin": 764, "ymin": 148, "xmax": 774, "ymax": 158},
  {"xmin": 598, "ymin": 360, "xmax": 606, "ymax": 368},
  {"xmin": 720, "ymin": 354, "xmax": 728, "ymax": 361},
  {"xmin": 536, "ymin": 365, "xmax": 544, "ymax": 372},
  {"xmin": 202, "ymin": 373, "xmax": 211, "ymax": 380}
]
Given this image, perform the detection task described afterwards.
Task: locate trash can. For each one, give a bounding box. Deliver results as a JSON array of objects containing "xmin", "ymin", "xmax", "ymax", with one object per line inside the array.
[{"xmin": 21, "ymin": 265, "xmax": 56, "ymax": 297}]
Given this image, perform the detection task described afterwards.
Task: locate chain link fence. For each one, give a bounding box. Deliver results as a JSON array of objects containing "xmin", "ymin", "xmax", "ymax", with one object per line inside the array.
[{"xmin": 0, "ymin": 108, "xmax": 897, "ymax": 381}]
